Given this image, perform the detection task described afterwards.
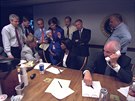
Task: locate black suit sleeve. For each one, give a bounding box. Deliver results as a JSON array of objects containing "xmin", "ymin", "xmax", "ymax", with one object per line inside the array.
[
  {"xmin": 81, "ymin": 29, "xmax": 91, "ymax": 44},
  {"xmin": 117, "ymin": 56, "xmax": 133, "ymax": 83}
]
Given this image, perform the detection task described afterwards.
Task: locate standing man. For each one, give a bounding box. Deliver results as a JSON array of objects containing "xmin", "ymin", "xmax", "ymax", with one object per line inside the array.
[
  {"xmin": 1, "ymin": 14, "xmax": 24, "ymax": 59},
  {"xmin": 34, "ymin": 18, "xmax": 47, "ymax": 44},
  {"xmin": 63, "ymin": 16, "xmax": 76, "ymax": 40},
  {"xmin": 107, "ymin": 13, "xmax": 132, "ymax": 54},
  {"xmin": 72, "ymin": 19, "xmax": 91, "ymax": 57},
  {"xmin": 20, "ymin": 16, "xmax": 34, "ymax": 38}
]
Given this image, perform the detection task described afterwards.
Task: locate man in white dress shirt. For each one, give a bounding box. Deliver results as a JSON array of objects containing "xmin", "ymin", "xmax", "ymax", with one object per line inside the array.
[
  {"xmin": 1, "ymin": 14, "xmax": 24, "ymax": 59},
  {"xmin": 63, "ymin": 16, "xmax": 76, "ymax": 40}
]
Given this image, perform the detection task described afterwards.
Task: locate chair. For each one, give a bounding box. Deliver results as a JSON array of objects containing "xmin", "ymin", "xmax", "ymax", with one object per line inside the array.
[
  {"xmin": 74, "ymin": 56, "xmax": 88, "ymax": 71},
  {"xmin": 131, "ymin": 64, "xmax": 135, "ymax": 81}
]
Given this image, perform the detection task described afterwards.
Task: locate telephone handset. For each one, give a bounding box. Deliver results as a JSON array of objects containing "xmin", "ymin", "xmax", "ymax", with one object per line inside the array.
[{"xmin": 105, "ymin": 50, "xmax": 121, "ymax": 62}]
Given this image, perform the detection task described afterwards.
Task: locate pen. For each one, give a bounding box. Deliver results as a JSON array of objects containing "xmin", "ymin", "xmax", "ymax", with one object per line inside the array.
[
  {"xmin": 90, "ymin": 85, "xmax": 94, "ymax": 89},
  {"xmin": 58, "ymin": 81, "xmax": 62, "ymax": 88}
]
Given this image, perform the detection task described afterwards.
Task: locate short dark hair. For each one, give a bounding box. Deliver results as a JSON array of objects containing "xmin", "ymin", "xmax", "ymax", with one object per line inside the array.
[
  {"xmin": 36, "ymin": 18, "xmax": 44, "ymax": 23},
  {"xmin": 61, "ymin": 38, "xmax": 72, "ymax": 51},
  {"xmin": 110, "ymin": 13, "xmax": 123, "ymax": 22},
  {"xmin": 75, "ymin": 19, "xmax": 83, "ymax": 23},
  {"xmin": 65, "ymin": 16, "xmax": 72, "ymax": 22},
  {"xmin": 22, "ymin": 16, "xmax": 29, "ymax": 22},
  {"xmin": 48, "ymin": 18, "xmax": 57, "ymax": 25}
]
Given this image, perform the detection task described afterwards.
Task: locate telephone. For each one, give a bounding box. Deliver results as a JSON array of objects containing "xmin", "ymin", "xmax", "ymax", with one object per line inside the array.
[{"xmin": 105, "ymin": 50, "xmax": 121, "ymax": 62}]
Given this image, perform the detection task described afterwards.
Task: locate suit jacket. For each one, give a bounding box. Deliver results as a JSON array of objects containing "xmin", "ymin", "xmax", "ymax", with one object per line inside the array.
[
  {"xmin": 20, "ymin": 24, "xmax": 34, "ymax": 37},
  {"xmin": 86, "ymin": 53, "xmax": 133, "ymax": 83},
  {"xmin": 61, "ymin": 52, "xmax": 86, "ymax": 70},
  {"xmin": 72, "ymin": 28, "xmax": 91, "ymax": 56}
]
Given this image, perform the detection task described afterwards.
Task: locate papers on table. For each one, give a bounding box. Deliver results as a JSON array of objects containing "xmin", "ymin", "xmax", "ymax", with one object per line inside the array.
[
  {"xmin": 46, "ymin": 67, "xmax": 64, "ymax": 74},
  {"xmin": 45, "ymin": 78, "xmax": 74, "ymax": 99},
  {"xmin": 34, "ymin": 63, "xmax": 51, "ymax": 70},
  {"xmin": 82, "ymin": 80, "xmax": 102, "ymax": 98},
  {"xmin": 39, "ymin": 43, "xmax": 49, "ymax": 51},
  {"xmin": 117, "ymin": 86, "xmax": 129, "ymax": 97}
]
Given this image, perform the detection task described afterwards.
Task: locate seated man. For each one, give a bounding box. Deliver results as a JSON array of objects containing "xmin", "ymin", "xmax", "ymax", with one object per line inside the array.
[{"xmin": 84, "ymin": 40, "xmax": 132, "ymax": 85}]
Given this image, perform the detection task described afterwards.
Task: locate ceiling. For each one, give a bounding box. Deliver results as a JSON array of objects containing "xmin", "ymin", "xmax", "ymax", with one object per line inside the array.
[
  {"xmin": 0, "ymin": 0, "xmax": 79, "ymax": 7},
  {"xmin": 1, "ymin": 0, "xmax": 135, "ymax": 7}
]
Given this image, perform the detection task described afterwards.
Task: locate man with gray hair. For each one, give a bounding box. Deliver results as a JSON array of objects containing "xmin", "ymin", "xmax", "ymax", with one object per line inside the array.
[
  {"xmin": 107, "ymin": 13, "xmax": 132, "ymax": 54},
  {"xmin": 83, "ymin": 40, "xmax": 132, "ymax": 85},
  {"xmin": 1, "ymin": 14, "xmax": 24, "ymax": 59}
]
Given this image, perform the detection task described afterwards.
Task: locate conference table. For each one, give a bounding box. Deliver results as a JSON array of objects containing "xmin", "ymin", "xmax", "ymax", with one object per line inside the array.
[{"xmin": 21, "ymin": 66, "xmax": 128, "ymax": 101}]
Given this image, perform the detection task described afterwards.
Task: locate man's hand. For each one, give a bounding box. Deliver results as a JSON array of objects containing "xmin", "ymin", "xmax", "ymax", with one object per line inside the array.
[
  {"xmin": 57, "ymin": 32, "xmax": 61, "ymax": 38},
  {"xmin": 84, "ymin": 70, "xmax": 93, "ymax": 86},
  {"xmin": 110, "ymin": 53, "xmax": 120, "ymax": 68}
]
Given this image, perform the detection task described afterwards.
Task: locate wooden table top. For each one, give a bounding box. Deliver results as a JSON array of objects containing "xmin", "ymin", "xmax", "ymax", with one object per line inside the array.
[{"xmin": 21, "ymin": 66, "xmax": 128, "ymax": 101}]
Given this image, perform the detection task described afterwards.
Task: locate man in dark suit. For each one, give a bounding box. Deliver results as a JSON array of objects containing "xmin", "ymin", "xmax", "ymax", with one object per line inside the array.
[
  {"xmin": 83, "ymin": 40, "xmax": 133, "ymax": 85},
  {"xmin": 20, "ymin": 17, "xmax": 34, "ymax": 37},
  {"xmin": 72, "ymin": 19, "xmax": 91, "ymax": 57}
]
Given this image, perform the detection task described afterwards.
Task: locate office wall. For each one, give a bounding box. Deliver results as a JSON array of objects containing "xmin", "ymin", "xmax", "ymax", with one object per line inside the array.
[{"xmin": 33, "ymin": 0, "xmax": 135, "ymax": 64}]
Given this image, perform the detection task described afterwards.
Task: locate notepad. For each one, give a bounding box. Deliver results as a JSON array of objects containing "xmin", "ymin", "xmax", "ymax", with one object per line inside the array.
[
  {"xmin": 45, "ymin": 78, "xmax": 71, "ymax": 93},
  {"xmin": 39, "ymin": 43, "xmax": 49, "ymax": 51},
  {"xmin": 45, "ymin": 78, "xmax": 74, "ymax": 99},
  {"xmin": 82, "ymin": 80, "xmax": 102, "ymax": 98},
  {"xmin": 34, "ymin": 63, "xmax": 51, "ymax": 70},
  {"xmin": 46, "ymin": 67, "xmax": 64, "ymax": 74}
]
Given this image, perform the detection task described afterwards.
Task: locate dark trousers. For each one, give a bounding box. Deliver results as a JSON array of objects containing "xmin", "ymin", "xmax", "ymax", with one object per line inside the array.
[{"xmin": 11, "ymin": 47, "xmax": 21, "ymax": 59}]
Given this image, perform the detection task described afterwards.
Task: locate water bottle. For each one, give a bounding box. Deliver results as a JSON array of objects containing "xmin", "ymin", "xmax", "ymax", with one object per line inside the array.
[
  {"xmin": 99, "ymin": 88, "xmax": 109, "ymax": 101},
  {"xmin": 20, "ymin": 64, "xmax": 28, "ymax": 86},
  {"xmin": 127, "ymin": 82, "xmax": 135, "ymax": 101},
  {"xmin": 39, "ymin": 59, "xmax": 44, "ymax": 74}
]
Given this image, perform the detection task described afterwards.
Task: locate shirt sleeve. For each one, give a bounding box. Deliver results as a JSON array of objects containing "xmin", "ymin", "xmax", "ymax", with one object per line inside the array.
[{"xmin": 1, "ymin": 27, "xmax": 12, "ymax": 56}]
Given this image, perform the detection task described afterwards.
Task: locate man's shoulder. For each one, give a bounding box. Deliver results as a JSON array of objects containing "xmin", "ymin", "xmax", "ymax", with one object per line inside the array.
[
  {"xmin": 83, "ymin": 28, "xmax": 91, "ymax": 32},
  {"xmin": 2, "ymin": 24, "xmax": 11, "ymax": 30},
  {"xmin": 119, "ymin": 54, "xmax": 131, "ymax": 62}
]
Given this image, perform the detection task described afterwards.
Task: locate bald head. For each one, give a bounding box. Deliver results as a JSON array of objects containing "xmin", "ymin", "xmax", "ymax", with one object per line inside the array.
[
  {"xmin": 104, "ymin": 40, "xmax": 121, "ymax": 57},
  {"xmin": 109, "ymin": 13, "xmax": 123, "ymax": 29}
]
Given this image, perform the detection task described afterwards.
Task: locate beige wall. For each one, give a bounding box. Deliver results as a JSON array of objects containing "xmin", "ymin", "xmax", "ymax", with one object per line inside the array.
[{"xmin": 33, "ymin": 0, "xmax": 135, "ymax": 63}]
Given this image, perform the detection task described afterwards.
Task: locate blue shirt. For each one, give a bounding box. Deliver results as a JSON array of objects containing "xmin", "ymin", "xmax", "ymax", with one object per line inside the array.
[
  {"xmin": 108, "ymin": 22, "xmax": 132, "ymax": 53},
  {"xmin": 34, "ymin": 28, "xmax": 47, "ymax": 42},
  {"xmin": 52, "ymin": 26, "xmax": 64, "ymax": 43}
]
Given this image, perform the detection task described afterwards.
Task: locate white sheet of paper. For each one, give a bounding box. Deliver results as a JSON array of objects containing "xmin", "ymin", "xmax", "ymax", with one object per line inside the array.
[
  {"xmin": 82, "ymin": 80, "xmax": 102, "ymax": 98},
  {"xmin": 117, "ymin": 86, "xmax": 129, "ymax": 97},
  {"xmin": 45, "ymin": 78, "xmax": 71, "ymax": 93},
  {"xmin": 46, "ymin": 67, "xmax": 63, "ymax": 74},
  {"xmin": 51, "ymin": 87, "xmax": 74, "ymax": 99},
  {"xmin": 34, "ymin": 63, "xmax": 51, "ymax": 70}
]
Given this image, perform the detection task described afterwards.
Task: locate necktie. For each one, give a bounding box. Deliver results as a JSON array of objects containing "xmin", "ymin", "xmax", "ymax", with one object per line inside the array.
[
  {"xmin": 79, "ymin": 30, "xmax": 81, "ymax": 38},
  {"xmin": 67, "ymin": 27, "xmax": 69, "ymax": 38},
  {"xmin": 25, "ymin": 27, "xmax": 29, "ymax": 37},
  {"xmin": 15, "ymin": 28, "xmax": 22, "ymax": 49},
  {"xmin": 41, "ymin": 29, "xmax": 45, "ymax": 43}
]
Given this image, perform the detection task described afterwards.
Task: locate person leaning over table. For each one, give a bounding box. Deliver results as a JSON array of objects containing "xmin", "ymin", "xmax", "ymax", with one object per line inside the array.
[
  {"xmin": 83, "ymin": 40, "xmax": 133, "ymax": 86},
  {"xmin": 21, "ymin": 34, "xmax": 40, "ymax": 61}
]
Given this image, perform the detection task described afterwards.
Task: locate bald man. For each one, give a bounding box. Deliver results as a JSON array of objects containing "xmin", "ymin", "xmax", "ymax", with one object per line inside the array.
[
  {"xmin": 107, "ymin": 13, "xmax": 132, "ymax": 54},
  {"xmin": 84, "ymin": 40, "xmax": 132, "ymax": 85}
]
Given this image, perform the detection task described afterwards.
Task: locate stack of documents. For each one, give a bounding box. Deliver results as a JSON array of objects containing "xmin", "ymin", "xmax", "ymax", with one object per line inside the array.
[
  {"xmin": 45, "ymin": 78, "xmax": 74, "ymax": 99},
  {"xmin": 34, "ymin": 63, "xmax": 51, "ymax": 70},
  {"xmin": 117, "ymin": 86, "xmax": 129, "ymax": 97},
  {"xmin": 46, "ymin": 67, "xmax": 64, "ymax": 74},
  {"xmin": 82, "ymin": 80, "xmax": 102, "ymax": 98}
]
